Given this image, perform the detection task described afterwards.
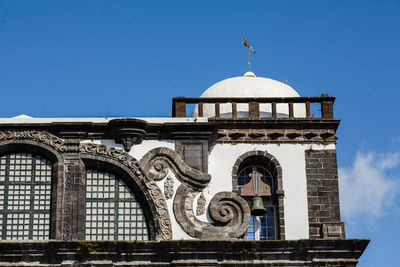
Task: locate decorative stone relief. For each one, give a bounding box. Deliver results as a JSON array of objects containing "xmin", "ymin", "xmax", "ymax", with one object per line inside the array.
[
  {"xmin": 63, "ymin": 163, "xmax": 73, "ymax": 241},
  {"xmin": 108, "ymin": 118, "xmax": 147, "ymax": 152},
  {"xmin": 0, "ymin": 130, "xmax": 66, "ymax": 151},
  {"xmin": 196, "ymin": 192, "xmax": 206, "ymax": 216},
  {"xmin": 217, "ymin": 129, "xmax": 337, "ymax": 143},
  {"xmin": 79, "ymin": 142, "xmax": 172, "ymax": 240},
  {"xmin": 79, "ymin": 143, "xmax": 140, "ymax": 170},
  {"xmin": 140, "ymin": 147, "xmax": 250, "ymax": 239},
  {"xmin": 174, "ymin": 185, "xmax": 250, "ymax": 239},
  {"xmin": 164, "ymin": 175, "xmax": 174, "ymax": 200},
  {"xmin": 140, "ymin": 175, "xmax": 172, "ymax": 240},
  {"xmin": 0, "ymin": 130, "xmax": 173, "ymax": 240}
]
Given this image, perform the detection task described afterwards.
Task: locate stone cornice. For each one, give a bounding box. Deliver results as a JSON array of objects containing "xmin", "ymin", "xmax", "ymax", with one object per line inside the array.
[
  {"xmin": 0, "ymin": 118, "xmax": 339, "ymax": 141},
  {"xmin": 0, "ymin": 239, "xmax": 369, "ymax": 266}
]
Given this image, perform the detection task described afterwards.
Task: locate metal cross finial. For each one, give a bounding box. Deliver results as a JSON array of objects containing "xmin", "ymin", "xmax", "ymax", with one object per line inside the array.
[{"xmin": 242, "ymin": 37, "xmax": 256, "ymax": 72}]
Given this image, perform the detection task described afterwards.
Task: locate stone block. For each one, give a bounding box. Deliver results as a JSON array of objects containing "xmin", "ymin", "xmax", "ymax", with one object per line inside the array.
[{"xmin": 322, "ymin": 222, "xmax": 346, "ymax": 239}]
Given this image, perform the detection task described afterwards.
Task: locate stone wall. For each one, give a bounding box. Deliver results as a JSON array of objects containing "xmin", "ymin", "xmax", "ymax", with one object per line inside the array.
[{"xmin": 305, "ymin": 150, "xmax": 344, "ymax": 239}]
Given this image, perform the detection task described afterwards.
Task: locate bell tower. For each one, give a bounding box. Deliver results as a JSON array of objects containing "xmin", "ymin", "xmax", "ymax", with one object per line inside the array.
[{"xmin": 173, "ymin": 71, "xmax": 345, "ymax": 241}]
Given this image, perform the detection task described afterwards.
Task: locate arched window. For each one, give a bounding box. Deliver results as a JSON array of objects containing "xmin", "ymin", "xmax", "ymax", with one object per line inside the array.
[
  {"xmin": 85, "ymin": 169, "xmax": 148, "ymax": 241},
  {"xmin": 238, "ymin": 165, "xmax": 276, "ymax": 240},
  {"xmin": 0, "ymin": 153, "xmax": 52, "ymax": 240},
  {"xmin": 232, "ymin": 151, "xmax": 284, "ymax": 240}
]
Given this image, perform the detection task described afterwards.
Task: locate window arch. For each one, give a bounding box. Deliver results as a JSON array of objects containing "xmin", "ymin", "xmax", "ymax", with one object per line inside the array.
[
  {"xmin": 0, "ymin": 153, "xmax": 52, "ymax": 240},
  {"xmin": 84, "ymin": 169, "xmax": 148, "ymax": 241},
  {"xmin": 232, "ymin": 151, "xmax": 285, "ymax": 240}
]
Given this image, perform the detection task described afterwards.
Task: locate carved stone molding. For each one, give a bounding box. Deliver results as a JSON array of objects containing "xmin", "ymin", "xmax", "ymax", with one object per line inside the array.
[
  {"xmin": 141, "ymin": 176, "xmax": 172, "ymax": 240},
  {"xmin": 174, "ymin": 184, "xmax": 250, "ymax": 239},
  {"xmin": 79, "ymin": 142, "xmax": 172, "ymax": 240},
  {"xmin": 139, "ymin": 147, "xmax": 211, "ymax": 189},
  {"xmin": 63, "ymin": 139, "xmax": 80, "ymax": 153},
  {"xmin": 62, "ymin": 163, "xmax": 73, "ymax": 241},
  {"xmin": 0, "ymin": 130, "xmax": 66, "ymax": 151},
  {"xmin": 108, "ymin": 118, "xmax": 147, "ymax": 152},
  {"xmin": 196, "ymin": 192, "xmax": 206, "ymax": 216},
  {"xmin": 140, "ymin": 147, "xmax": 250, "ymax": 239},
  {"xmin": 164, "ymin": 176, "xmax": 174, "ymax": 200},
  {"xmin": 217, "ymin": 129, "xmax": 337, "ymax": 143},
  {"xmin": 79, "ymin": 143, "xmax": 140, "ymax": 171}
]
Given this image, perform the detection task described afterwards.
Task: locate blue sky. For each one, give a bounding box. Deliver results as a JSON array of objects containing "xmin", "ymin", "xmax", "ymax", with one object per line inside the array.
[{"xmin": 0, "ymin": 1, "xmax": 399, "ymax": 265}]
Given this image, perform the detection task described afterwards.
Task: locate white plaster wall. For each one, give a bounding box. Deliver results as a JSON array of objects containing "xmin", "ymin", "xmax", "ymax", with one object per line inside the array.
[{"xmin": 206, "ymin": 143, "xmax": 336, "ymax": 240}]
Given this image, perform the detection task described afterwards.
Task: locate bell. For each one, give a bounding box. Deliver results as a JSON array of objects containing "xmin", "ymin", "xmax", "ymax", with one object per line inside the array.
[{"xmin": 250, "ymin": 196, "xmax": 267, "ymax": 216}]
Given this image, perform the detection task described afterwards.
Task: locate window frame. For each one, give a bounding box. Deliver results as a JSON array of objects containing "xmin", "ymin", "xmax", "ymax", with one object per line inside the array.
[
  {"xmin": 84, "ymin": 169, "xmax": 149, "ymax": 241},
  {"xmin": 231, "ymin": 151, "xmax": 285, "ymax": 240},
  {"xmin": 0, "ymin": 141, "xmax": 64, "ymax": 240}
]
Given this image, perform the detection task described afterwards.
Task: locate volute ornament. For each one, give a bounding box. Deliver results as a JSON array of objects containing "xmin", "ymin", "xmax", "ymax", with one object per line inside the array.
[{"xmin": 140, "ymin": 147, "xmax": 250, "ymax": 239}]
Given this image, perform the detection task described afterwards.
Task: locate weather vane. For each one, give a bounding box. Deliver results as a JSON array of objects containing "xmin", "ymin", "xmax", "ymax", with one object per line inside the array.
[{"xmin": 242, "ymin": 37, "xmax": 256, "ymax": 72}]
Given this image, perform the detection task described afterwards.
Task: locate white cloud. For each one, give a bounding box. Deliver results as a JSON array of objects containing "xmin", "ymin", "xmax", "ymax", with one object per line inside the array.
[{"xmin": 339, "ymin": 151, "xmax": 399, "ymax": 223}]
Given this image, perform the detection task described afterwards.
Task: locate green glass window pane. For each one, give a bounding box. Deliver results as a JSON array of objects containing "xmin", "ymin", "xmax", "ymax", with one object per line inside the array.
[
  {"xmin": 0, "ymin": 153, "xmax": 52, "ymax": 240},
  {"xmin": 85, "ymin": 169, "xmax": 148, "ymax": 241}
]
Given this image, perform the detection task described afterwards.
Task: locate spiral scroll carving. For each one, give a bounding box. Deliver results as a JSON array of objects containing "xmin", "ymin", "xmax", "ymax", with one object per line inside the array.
[
  {"xmin": 140, "ymin": 147, "xmax": 250, "ymax": 239},
  {"xmin": 173, "ymin": 184, "xmax": 250, "ymax": 239},
  {"xmin": 208, "ymin": 192, "xmax": 248, "ymax": 227}
]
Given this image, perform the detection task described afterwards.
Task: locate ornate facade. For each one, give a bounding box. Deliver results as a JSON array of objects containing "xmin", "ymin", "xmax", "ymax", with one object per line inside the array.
[{"xmin": 0, "ymin": 72, "xmax": 368, "ymax": 266}]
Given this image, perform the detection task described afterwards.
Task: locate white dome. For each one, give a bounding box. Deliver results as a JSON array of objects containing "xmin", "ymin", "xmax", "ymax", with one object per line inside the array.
[
  {"xmin": 200, "ymin": 72, "xmax": 300, "ymax": 98},
  {"xmin": 193, "ymin": 72, "xmax": 305, "ymax": 118}
]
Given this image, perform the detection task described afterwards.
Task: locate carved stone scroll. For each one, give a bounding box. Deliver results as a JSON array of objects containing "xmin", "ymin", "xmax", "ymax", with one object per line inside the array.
[
  {"xmin": 140, "ymin": 147, "xmax": 250, "ymax": 239},
  {"xmin": 0, "ymin": 130, "xmax": 66, "ymax": 151},
  {"xmin": 139, "ymin": 147, "xmax": 211, "ymax": 188},
  {"xmin": 79, "ymin": 143, "xmax": 139, "ymax": 170},
  {"xmin": 174, "ymin": 184, "xmax": 250, "ymax": 239}
]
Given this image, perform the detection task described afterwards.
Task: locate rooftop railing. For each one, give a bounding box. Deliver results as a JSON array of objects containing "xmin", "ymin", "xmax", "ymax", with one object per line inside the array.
[{"xmin": 172, "ymin": 94, "xmax": 335, "ymax": 120}]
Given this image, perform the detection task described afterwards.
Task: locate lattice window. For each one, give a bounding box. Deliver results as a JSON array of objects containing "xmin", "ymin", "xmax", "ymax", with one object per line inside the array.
[
  {"xmin": 0, "ymin": 153, "xmax": 52, "ymax": 240},
  {"xmin": 85, "ymin": 169, "xmax": 148, "ymax": 241}
]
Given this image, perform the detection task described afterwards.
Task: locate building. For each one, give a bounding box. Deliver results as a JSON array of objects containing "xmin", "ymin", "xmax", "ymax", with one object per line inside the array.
[{"xmin": 0, "ymin": 71, "xmax": 368, "ymax": 266}]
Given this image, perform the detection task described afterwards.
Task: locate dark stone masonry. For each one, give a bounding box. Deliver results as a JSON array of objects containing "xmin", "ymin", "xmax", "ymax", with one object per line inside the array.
[
  {"xmin": 305, "ymin": 150, "xmax": 344, "ymax": 239},
  {"xmin": 0, "ymin": 239, "xmax": 369, "ymax": 266}
]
